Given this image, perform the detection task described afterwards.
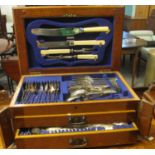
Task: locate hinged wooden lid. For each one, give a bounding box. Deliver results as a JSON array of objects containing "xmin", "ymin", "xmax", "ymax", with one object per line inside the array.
[{"xmin": 13, "ymin": 6, "xmax": 124, "ymax": 75}]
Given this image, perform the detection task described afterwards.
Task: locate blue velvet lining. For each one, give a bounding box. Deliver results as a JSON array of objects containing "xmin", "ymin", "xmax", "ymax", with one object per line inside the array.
[
  {"xmin": 16, "ymin": 73, "xmax": 133, "ymax": 104},
  {"xmin": 25, "ymin": 17, "xmax": 113, "ymax": 69}
]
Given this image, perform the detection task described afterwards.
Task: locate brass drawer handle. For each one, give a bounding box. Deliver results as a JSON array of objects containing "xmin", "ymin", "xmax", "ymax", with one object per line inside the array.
[
  {"xmin": 69, "ymin": 137, "xmax": 87, "ymax": 148},
  {"xmin": 68, "ymin": 116, "xmax": 86, "ymax": 127}
]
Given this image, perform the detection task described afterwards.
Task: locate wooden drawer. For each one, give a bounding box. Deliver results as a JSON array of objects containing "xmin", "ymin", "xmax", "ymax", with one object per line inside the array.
[
  {"xmin": 15, "ymin": 122, "xmax": 138, "ymax": 148},
  {"xmin": 10, "ymin": 72, "xmax": 139, "ymax": 118},
  {"xmin": 13, "ymin": 110, "xmax": 136, "ymax": 129},
  {"xmin": 10, "ymin": 100, "xmax": 138, "ymax": 117}
]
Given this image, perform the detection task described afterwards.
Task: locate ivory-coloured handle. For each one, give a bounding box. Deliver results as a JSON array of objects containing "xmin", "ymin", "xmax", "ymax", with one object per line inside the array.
[
  {"xmin": 41, "ymin": 49, "xmax": 70, "ymax": 55},
  {"xmin": 77, "ymin": 54, "xmax": 98, "ymax": 60},
  {"xmin": 83, "ymin": 26, "xmax": 110, "ymax": 33},
  {"xmin": 73, "ymin": 40, "xmax": 105, "ymax": 46}
]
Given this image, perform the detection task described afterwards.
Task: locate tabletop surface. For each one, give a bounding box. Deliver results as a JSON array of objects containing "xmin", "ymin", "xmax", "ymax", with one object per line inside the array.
[
  {"xmin": 122, "ymin": 31, "xmax": 135, "ymax": 39},
  {"xmin": 122, "ymin": 38, "xmax": 147, "ymax": 49},
  {"xmin": 122, "ymin": 31, "xmax": 147, "ymax": 49}
]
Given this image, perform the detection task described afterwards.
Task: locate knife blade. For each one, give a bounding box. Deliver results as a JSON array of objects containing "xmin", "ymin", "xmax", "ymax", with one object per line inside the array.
[
  {"xmin": 40, "ymin": 48, "xmax": 93, "ymax": 56},
  {"xmin": 32, "ymin": 26, "xmax": 110, "ymax": 36},
  {"xmin": 37, "ymin": 40, "xmax": 105, "ymax": 48}
]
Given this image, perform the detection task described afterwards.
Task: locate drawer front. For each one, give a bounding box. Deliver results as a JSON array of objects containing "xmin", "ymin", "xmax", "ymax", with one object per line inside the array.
[
  {"xmin": 10, "ymin": 100, "xmax": 138, "ymax": 117},
  {"xmin": 13, "ymin": 110, "xmax": 136, "ymax": 129},
  {"xmin": 15, "ymin": 123, "xmax": 138, "ymax": 149}
]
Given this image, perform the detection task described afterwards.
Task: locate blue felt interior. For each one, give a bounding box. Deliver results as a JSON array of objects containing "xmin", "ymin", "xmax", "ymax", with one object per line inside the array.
[
  {"xmin": 16, "ymin": 73, "xmax": 133, "ymax": 104},
  {"xmin": 25, "ymin": 17, "xmax": 114, "ymax": 69}
]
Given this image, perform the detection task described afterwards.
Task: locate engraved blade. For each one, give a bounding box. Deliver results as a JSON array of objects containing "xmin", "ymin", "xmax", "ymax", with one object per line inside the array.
[
  {"xmin": 37, "ymin": 41, "xmax": 69, "ymax": 48},
  {"xmin": 31, "ymin": 28, "xmax": 61, "ymax": 36},
  {"xmin": 32, "ymin": 28, "xmax": 78, "ymax": 37}
]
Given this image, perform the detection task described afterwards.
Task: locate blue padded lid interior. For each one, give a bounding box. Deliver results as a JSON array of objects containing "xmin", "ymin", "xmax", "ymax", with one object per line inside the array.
[{"xmin": 25, "ymin": 17, "xmax": 114, "ymax": 69}]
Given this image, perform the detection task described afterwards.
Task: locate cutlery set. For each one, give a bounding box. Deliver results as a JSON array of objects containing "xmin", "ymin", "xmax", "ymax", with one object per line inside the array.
[
  {"xmin": 32, "ymin": 26, "xmax": 109, "ymax": 61},
  {"xmin": 67, "ymin": 76, "xmax": 121, "ymax": 101},
  {"xmin": 19, "ymin": 122, "xmax": 133, "ymax": 135},
  {"xmin": 17, "ymin": 75, "xmax": 124, "ymax": 104},
  {"xmin": 18, "ymin": 81, "xmax": 60, "ymax": 104}
]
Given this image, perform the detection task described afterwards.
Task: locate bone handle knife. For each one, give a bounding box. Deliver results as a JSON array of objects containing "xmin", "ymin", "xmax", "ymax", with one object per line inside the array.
[
  {"xmin": 76, "ymin": 54, "xmax": 98, "ymax": 60},
  {"xmin": 82, "ymin": 26, "xmax": 110, "ymax": 33},
  {"xmin": 72, "ymin": 40, "xmax": 105, "ymax": 46},
  {"xmin": 41, "ymin": 49, "xmax": 71, "ymax": 56}
]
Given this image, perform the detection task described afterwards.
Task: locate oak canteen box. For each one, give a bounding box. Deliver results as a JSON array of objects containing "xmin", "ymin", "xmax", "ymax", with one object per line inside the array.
[{"xmin": 10, "ymin": 6, "xmax": 140, "ymax": 148}]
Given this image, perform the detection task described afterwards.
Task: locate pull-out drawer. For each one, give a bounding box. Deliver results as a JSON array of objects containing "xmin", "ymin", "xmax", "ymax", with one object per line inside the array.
[
  {"xmin": 15, "ymin": 122, "xmax": 138, "ymax": 148},
  {"xmin": 10, "ymin": 100, "xmax": 138, "ymax": 117},
  {"xmin": 13, "ymin": 110, "xmax": 136, "ymax": 129},
  {"xmin": 10, "ymin": 72, "xmax": 139, "ymax": 117}
]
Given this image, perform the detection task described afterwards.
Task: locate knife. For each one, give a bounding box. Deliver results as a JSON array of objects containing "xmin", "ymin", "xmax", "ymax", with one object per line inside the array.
[
  {"xmin": 37, "ymin": 40, "xmax": 105, "ymax": 48},
  {"xmin": 32, "ymin": 26, "xmax": 110, "ymax": 36},
  {"xmin": 40, "ymin": 48, "xmax": 93, "ymax": 56},
  {"xmin": 45, "ymin": 54, "xmax": 98, "ymax": 60}
]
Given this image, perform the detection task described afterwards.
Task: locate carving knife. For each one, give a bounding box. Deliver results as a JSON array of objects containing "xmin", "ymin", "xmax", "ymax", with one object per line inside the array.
[
  {"xmin": 37, "ymin": 40, "xmax": 105, "ymax": 48},
  {"xmin": 40, "ymin": 48, "xmax": 93, "ymax": 56},
  {"xmin": 32, "ymin": 26, "xmax": 110, "ymax": 36},
  {"xmin": 45, "ymin": 54, "xmax": 98, "ymax": 60}
]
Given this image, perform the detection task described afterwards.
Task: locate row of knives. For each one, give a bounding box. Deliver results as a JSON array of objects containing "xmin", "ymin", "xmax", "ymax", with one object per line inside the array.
[
  {"xmin": 19, "ymin": 122, "xmax": 133, "ymax": 135},
  {"xmin": 31, "ymin": 26, "xmax": 110, "ymax": 61}
]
